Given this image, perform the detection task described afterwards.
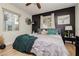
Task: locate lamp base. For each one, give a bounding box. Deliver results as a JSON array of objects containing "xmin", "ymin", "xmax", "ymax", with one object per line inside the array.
[{"xmin": 68, "ymin": 31, "xmax": 70, "ymax": 37}]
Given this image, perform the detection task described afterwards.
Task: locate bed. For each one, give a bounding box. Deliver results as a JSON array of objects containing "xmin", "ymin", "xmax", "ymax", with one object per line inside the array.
[
  {"xmin": 30, "ymin": 34, "xmax": 69, "ymax": 56},
  {"xmin": 13, "ymin": 33, "xmax": 69, "ymax": 56}
]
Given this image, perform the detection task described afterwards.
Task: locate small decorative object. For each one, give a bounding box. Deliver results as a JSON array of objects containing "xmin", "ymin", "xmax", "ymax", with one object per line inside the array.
[
  {"xmin": 57, "ymin": 14, "xmax": 70, "ymax": 25},
  {"xmin": 25, "ymin": 18, "xmax": 34, "ymax": 25},
  {"xmin": 65, "ymin": 26, "xmax": 72, "ymax": 37},
  {"xmin": 70, "ymin": 33, "xmax": 74, "ymax": 38},
  {"xmin": 64, "ymin": 32, "xmax": 68, "ymax": 37}
]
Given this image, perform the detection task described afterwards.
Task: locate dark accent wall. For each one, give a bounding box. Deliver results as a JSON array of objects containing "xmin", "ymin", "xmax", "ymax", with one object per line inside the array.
[{"xmin": 32, "ymin": 7, "xmax": 75, "ymax": 35}]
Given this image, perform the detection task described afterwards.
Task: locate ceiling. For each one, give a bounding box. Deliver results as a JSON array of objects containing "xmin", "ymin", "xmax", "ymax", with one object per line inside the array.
[{"xmin": 12, "ymin": 3, "xmax": 77, "ymax": 15}]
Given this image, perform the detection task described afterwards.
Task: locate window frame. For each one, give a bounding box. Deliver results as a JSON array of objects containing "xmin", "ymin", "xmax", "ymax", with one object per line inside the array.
[{"xmin": 3, "ymin": 8, "xmax": 20, "ymax": 31}]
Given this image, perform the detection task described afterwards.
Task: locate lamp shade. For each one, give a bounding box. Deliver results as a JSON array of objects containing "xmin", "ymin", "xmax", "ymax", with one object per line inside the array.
[{"xmin": 65, "ymin": 26, "xmax": 72, "ymax": 30}]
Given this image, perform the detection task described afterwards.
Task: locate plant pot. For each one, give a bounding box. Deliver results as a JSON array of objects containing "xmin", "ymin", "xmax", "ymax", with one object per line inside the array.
[{"xmin": 0, "ymin": 44, "xmax": 6, "ymax": 49}]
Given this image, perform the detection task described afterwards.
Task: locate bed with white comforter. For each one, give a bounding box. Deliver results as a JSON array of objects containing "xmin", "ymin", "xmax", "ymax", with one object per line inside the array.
[{"xmin": 30, "ymin": 34, "xmax": 69, "ymax": 56}]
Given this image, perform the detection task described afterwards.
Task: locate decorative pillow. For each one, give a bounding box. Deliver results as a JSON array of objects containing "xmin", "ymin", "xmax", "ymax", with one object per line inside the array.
[
  {"xmin": 47, "ymin": 28, "xmax": 58, "ymax": 35},
  {"xmin": 41, "ymin": 29, "xmax": 48, "ymax": 35}
]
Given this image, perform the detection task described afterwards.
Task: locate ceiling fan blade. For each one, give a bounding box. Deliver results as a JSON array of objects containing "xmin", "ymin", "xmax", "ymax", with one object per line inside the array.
[
  {"xmin": 37, "ymin": 3, "xmax": 41, "ymax": 9},
  {"xmin": 25, "ymin": 3, "xmax": 31, "ymax": 6}
]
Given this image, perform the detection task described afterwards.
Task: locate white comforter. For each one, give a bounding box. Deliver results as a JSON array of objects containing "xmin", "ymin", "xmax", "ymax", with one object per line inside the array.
[{"xmin": 30, "ymin": 34, "xmax": 69, "ymax": 56}]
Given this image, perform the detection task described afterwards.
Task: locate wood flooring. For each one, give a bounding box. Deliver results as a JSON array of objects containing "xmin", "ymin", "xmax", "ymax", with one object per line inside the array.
[
  {"xmin": 0, "ymin": 43, "xmax": 75, "ymax": 56},
  {"xmin": 65, "ymin": 43, "xmax": 75, "ymax": 56},
  {"xmin": 0, "ymin": 45, "xmax": 32, "ymax": 56}
]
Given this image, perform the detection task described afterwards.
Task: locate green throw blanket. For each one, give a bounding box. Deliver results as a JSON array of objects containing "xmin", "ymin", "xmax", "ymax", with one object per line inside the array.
[{"xmin": 13, "ymin": 34, "xmax": 37, "ymax": 53}]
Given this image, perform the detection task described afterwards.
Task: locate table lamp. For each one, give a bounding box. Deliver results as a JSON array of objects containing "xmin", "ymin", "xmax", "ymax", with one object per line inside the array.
[{"xmin": 65, "ymin": 26, "xmax": 72, "ymax": 37}]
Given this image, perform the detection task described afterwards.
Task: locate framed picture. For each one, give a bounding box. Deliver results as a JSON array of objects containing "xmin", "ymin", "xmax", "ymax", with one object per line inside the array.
[
  {"xmin": 40, "ymin": 13, "xmax": 55, "ymax": 29},
  {"xmin": 57, "ymin": 14, "xmax": 70, "ymax": 25},
  {"xmin": 40, "ymin": 16, "xmax": 52, "ymax": 29}
]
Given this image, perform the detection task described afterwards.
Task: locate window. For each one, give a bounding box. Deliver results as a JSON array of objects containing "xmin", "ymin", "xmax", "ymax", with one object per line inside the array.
[{"xmin": 3, "ymin": 9, "xmax": 20, "ymax": 31}]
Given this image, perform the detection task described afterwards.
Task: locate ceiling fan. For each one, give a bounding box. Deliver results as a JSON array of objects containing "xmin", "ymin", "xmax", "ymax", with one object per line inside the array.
[{"xmin": 25, "ymin": 3, "xmax": 41, "ymax": 9}]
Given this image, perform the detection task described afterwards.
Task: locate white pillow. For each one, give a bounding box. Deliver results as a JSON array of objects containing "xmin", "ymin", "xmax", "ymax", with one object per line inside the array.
[{"xmin": 41, "ymin": 30, "xmax": 48, "ymax": 35}]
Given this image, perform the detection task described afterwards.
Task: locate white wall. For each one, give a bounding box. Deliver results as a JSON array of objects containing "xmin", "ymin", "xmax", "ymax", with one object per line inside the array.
[
  {"xmin": 75, "ymin": 4, "xmax": 79, "ymax": 36},
  {"xmin": 0, "ymin": 4, "xmax": 32, "ymax": 45}
]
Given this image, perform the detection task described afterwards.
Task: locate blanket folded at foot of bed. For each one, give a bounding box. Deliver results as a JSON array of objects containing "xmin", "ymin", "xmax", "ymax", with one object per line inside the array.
[{"xmin": 13, "ymin": 34, "xmax": 37, "ymax": 53}]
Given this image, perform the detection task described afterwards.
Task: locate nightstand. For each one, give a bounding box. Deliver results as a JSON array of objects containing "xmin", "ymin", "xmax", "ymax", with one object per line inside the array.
[
  {"xmin": 76, "ymin": 36, "xmax": 79, "ymax": 56},
  {"xmin": 62, "ymin": 36, "xmax": 76, "ymax": 44}
]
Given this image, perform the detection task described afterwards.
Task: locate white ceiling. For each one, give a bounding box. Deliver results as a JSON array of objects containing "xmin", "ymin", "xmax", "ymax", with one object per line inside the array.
[{"xmin": 12, "ymin": 3, "xmax": 77, "ymax": 15}]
